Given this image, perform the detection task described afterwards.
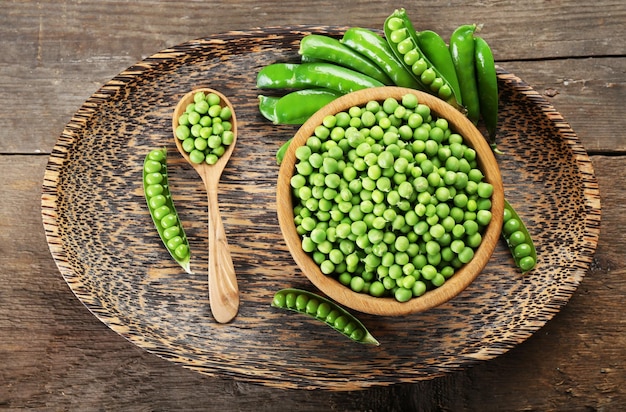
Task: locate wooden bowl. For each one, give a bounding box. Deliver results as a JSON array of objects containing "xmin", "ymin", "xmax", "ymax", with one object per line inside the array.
[{"xmin": 277, "ymin": 87, "xmax": 504, "ymax": 316}]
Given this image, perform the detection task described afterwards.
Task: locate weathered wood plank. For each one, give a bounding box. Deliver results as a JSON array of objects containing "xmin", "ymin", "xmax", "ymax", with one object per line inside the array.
[{"xmin": 1, "ymin": 1, "xmax": 624, "ymax": 154}]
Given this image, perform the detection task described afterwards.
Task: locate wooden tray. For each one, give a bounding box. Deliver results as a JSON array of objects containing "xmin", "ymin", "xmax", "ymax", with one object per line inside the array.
[{"xmin": 41, "ymin": 27, "xmax": 601, "ymax": 391}]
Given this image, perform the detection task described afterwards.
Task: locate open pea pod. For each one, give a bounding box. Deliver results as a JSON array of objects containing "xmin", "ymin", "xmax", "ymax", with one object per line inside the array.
[
  {"xmin": 271, "ymin": 288, "xmax": 380, "ymax": 346},
  {"xmin": 383, "ymin": 8, "xmax": 463, "ymax": 110},
  {"xmin": 143, "ymin": 148, "xmax": 192, "ymax": 274},
  {"xmin": 502, "ymin": 199, "xmax": 537, "ymax": 273}
]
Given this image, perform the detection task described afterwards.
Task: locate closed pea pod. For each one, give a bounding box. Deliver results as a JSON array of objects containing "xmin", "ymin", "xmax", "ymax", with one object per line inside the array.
[
  {"xmin": 298, "ymin": 34, "xmax": 393, "ymax": 85},
  {"xmin": 256, "ymin": 62, "xmax": 384, "ymax": 94},
  {"xmin": 271, "ymin": 288, "xmax": 379, "ymax": 345},
  {"xmin": 502, "ymin": 199, "xmax": 537, "ymax": 273},
  {"xmin": 474, "ymin": 36, "xmax": 499, "ymax": 149},
  {"xmin": 143, "ymin": 148, "xmax": 192, "ymax": 274},
  {"xmin": 449, "ymin": 24, "xmax": 480, "ymax": 124}
]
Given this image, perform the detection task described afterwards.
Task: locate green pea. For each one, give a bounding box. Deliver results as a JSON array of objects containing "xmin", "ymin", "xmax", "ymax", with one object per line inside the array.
[
  {"xmin": 153, "ymin": 205, "xmax": 171, "ymax": 220},
  {"xmin": 458, "ymin": 247, "xmax": 475, "ymax": 264},
  {"xmin": 145, "ymin": 172, "xmax": 164, "ymax": 185},
  {"xmin": 412, "ymin": 280, "xmax": 427, "ymax": 297},
  {"xmin": 167, "ymin": 236, "xmax": 183, "ymax": 251},
  {"xmin": 305, "ymin": 298, "xmax": 320, "ymax": 315},
  {"xmin": 316, "ymin": 302, "xmax": 332, "ymax": 319},
  {"xmin": 477, "ymin": 210, "xmax": 492, "ymax": 226},
  {"xmin": 519, "ymin": 256, "xmax": 536, "ymax": 272},
  {"xmin": 189, "ymin": 149, "xmax": 205, "ymax": 164},
  {"xmin": 514, "ymin": 243, "xmax": 532, "ymax": 258},
  {"xmin": 285, "ymin": 292, "xmax": 297, "ymax": 309},
  {"xmin": 163, "ymin": 225, "xmax": 181, "ymax": 240},
  {"xmin": 273, "ymin": 291, "xmax": 287, "ymax": 308},
  {"xmin": 174, "ymin": 244, "xmax": 189, "ymax": 259},
  {"xmin": 394, "ymin": 287, "xmax": 413, "ymax": 302},
  {"xmin": 144, "ymin": 160, "xmax": 162, "ymax": 174},
  {"xmin": 147, "ymin": 149, "xmax": 166, "ymax": 162},
  {"xmin": 503, "ymin": 217, "xmax": 521, "ymax": 235},
  {"xmin": 160, "ymin": 213, "xmax": 178, "ymax": 229},
  {"xmin": 508, "ymin": 230, "xmax": 526, "ymax": 247},
  {"xmin": 148, "ymin": 194, "xmax": 167, "ymax": 210},
  {"xmin": 175, "ymin": 125, "xmax": 190, "ymax": 140},
  {"xmin": 145, "ymin": 184, "xmax": 164, "ymax": 198}
]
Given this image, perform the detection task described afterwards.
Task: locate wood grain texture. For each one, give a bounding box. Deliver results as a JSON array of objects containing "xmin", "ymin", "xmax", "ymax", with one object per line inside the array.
[
  {"xmin": 2, "ymin": 0, "xmax": 625, "ymax": 409},
  {"xmin": 40, "ymin": 28, "xmax": 600, "ymax": 390}
]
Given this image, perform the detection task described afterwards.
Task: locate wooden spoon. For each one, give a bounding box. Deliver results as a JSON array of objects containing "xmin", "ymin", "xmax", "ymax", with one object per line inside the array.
[{"xmin": 172, "ymin": 88, "xmax": 239, "ymax": 323}]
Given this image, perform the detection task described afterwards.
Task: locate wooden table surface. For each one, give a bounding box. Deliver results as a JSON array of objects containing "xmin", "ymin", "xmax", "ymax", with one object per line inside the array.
[{"xmin": 2, "ymin": 1, "xmax": 624, "ymax": 410}]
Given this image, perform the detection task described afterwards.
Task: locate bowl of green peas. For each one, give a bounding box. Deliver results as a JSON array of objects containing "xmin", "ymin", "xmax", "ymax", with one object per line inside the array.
[{"xmin": 277, "ymin": 87, "xmax": 504, "ymax": 316}]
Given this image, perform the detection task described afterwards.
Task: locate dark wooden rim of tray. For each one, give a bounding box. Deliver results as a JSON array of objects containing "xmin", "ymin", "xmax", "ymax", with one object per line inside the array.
[{"xmin": 41, "ymin": 26, "xmax": 601, "ymax": 391}]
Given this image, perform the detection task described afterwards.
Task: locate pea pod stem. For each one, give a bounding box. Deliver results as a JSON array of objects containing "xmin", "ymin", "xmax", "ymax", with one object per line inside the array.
[
  {"xmin": 272, "ymin": 288, "xmax": 379, "ymax": 345},
  {"xmin": 340, "ymin": 27, "xmax": 420, "ymax": 89},
  {"xmin": 256, "ymin": 62, "xmax": 384, "ymax": 94},
  {"xmin": 143, "ymin": 148, "xmax": 192, "ymax": 274},
  {"xmin": 299, "ymin": 34, "xmax": 393, "ymax": 85},
  {"xmin": 449, "ymin": 24, "xmax": 480, "ymax": 125}
]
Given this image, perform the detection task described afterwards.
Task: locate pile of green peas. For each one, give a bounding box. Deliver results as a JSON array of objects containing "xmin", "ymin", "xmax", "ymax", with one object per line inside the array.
[
  {"xmin": 290, "ymin": 93, "xmax": 494, "ymax": 303},
  {"xmin": 174, "ymin": 91, "xmax": 234, "ymax": 165}
]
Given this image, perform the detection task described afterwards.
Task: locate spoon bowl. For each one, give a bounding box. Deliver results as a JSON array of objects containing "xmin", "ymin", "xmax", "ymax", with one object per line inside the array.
[{"xmin": 172, "ymin": 88, "xmax": 239, "ymax": 323}]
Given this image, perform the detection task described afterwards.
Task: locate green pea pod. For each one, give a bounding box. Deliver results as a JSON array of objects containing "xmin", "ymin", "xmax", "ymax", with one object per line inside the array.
[
  {"xmin": 474, "ymin": 36, "xmax": 499, "ymax": 148},
  {"xmin": 415, "ymin": 29, "xmax": 463, "ymax": 106},
  {"xmin": 383, "ymin": 9, "xmax": 463, "ymax": 110},
  {"xmin": 299, "ymin": 34, "xmax": 393, "ymax": 85},
  {"xmin": 256, "ymin": 62, "xmax": 384, "ymax": 94},
  {"xmin": 256, "ymin": 63, "xmax": 299, "ymax": 88},
  {"xmin": 274, "ymin": 89, "xmax": 341, "ymax": 125},
  {"xmin": 271, "ymin": 288, "xmax": 380, "ymax": 346},
  {"xmin": 143, "ymin": 148, "xmax": 192, "ymax": 274},
  {"xmin": 502, "ymin": 199, "xmax": 537, "ymax": 273},
  {"xmin": 449, "ymin": 24, "xmax": 480, "ymax": 124},
  {"xmin": 276, "ymin": 138, "xmax": 292, "ymax": 165},
  {"xmin": 258, "ymin": 95, "xmax": 279, "ymax": 123},
  {"xmin": 340, "ymin": 27, "xmax": 420, "ymax": 89}
]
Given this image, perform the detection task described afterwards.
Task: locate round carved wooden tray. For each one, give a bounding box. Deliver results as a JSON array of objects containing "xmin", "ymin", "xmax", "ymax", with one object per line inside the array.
[{"xmin": 41, "ymin": 27, "xmax": 601, "ymax": 391}]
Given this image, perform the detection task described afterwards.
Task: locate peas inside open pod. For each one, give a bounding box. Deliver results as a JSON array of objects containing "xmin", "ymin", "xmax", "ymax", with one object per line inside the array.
[{"xmin": 277, "ymin": 87, "xmax": 503, "ymax": 316}]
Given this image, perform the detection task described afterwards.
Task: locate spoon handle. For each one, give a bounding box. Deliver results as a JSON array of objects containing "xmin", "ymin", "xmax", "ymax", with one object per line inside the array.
[{"xmin": 206, "ymin": 180, "xmax": 239, "ymax": 323}]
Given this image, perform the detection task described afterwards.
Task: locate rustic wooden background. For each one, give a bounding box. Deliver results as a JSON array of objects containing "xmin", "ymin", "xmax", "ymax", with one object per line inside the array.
[{"xmin": 1, "ymin": 0, "xmax": 625, "ymax": 410}]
